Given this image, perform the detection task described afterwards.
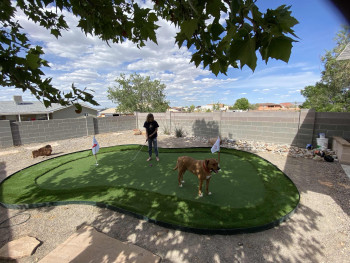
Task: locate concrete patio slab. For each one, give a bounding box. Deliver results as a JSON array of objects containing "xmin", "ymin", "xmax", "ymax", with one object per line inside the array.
[{"xmin": 38, "ymin": 225, "xmax": 161, "ymax": 263}]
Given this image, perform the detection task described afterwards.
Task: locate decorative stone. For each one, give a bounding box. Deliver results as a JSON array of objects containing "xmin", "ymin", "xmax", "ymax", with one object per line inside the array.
[
  {"xmin": 0, "ymin": 236, "xmax": 41, "ymax": 260},
  {"xmin": 193, "ymin": 136, "xmax": 338, "ymax": 161}
]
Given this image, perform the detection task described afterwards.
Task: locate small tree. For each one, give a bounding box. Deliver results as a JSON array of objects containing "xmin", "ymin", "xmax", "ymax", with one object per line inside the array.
[
  {"xmin": 233, "ymin": 98, "xmax": 250, "ymax": 110},
  {"xmin": 250, "ymin": 103, "xmax": 258, "ymax": 110},
  {"xmin": 107, "ymin": 73, "xmax": 169, "ymax": 113},
  {"xmin": 213, "ymin": 102, "xmax": 221, "ymax": 111},
  {"xmin": 188, "ymin": 105, "xmax": 196, "ymax": 112}
]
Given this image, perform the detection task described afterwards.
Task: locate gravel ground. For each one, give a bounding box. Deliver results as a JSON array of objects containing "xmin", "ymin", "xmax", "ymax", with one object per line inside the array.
[{"xmin": 0, "ymin": 130, "xmax": 349, "ymax": 263}]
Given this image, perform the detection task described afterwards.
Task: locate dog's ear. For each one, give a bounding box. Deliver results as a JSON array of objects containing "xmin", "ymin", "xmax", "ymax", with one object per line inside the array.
[{"xmin": 205, "ymin": 159, "xmax": 210, "ymax": 167}]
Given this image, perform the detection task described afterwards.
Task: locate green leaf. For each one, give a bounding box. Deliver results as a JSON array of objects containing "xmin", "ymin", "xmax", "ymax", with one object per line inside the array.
[
  {"xmin": 74, "ymin": 103, "xmax": 82, "ymax": 111},
  {"xmin": 43, "ymin": 99, "xmax": 51, "ymax": 108},
  {"xmin": 175, "ymin": 32, "xmax": 187, "ymax": 48},
  {"xmin": 267, "ymin": 36, "xmax": 293, "ymax": 63},
  {"xmin": 210, "ymin": 61, "xmax": 221, "ymax": 76},
  {"xmin": 180, "ymin": 19, "xmax": 198, "ymax": 39},
  {"xmin": 26, "ymin": 53, "xmax": 40, "ymax": 70},
  {"xmin": 230, "ymin": 0, "xmax": 241, "ymax": 14},
  {"xmin": 203, "ymin": 55, "xmax": 213, "ymax": 69},
  {"xmin": 210, "ymin": 21, "xmax": 225, "ymax": 40},
  {"xmin": 191, "ymin": 52, "xmax": 202, "ymax": 67},
  {"xmin": 148, "ymin": 12, "xmax": 158, "ymax": 23},
  {"xmin": 207, "ymin": 0, "xmax": 222, "ymax": 18},
  {"xmin": 230, "ymin": 37, "xmax": 257, "ymax": 71},
  {"xmin": 50, "ymin": 29, "xmax": 60, "ymax": 38}
]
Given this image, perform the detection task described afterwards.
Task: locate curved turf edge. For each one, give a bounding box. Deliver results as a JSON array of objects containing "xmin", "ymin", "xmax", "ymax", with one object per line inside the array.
[{"xmin": 0, "ymin": 145, "xmax": 300, "ymax": 234}]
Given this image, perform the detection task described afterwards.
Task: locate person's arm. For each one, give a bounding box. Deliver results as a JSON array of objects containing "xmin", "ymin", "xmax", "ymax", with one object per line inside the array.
[
  {"xmin": 149, "ymin": 127, "xmax": 158, "ymax": 138},
  {"xmin": 143, "ymin": 122, "xmax": 148, "ymax": 141}
]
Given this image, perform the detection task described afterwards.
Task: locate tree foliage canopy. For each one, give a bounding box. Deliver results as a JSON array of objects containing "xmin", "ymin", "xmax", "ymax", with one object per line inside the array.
[
  {"xmin": 301, "ymin": 26, "xmax": 350, "ymax": 112},
  {"xmin": 1, "ymin": 0, "xmax": 298, "ymax": 108},
  {"xmin": 107, "ymin": 73, "xmax": 169, "ymax": 113},
  {"xmin": 232, "ymin": 97, "xmax": 250, "ymax": 110}
]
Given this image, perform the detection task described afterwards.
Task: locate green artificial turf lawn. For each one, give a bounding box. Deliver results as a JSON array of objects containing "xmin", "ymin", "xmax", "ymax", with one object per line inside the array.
[{"xmin": 0, "ymin": 145, "xmax": 300, "ymax": 230}]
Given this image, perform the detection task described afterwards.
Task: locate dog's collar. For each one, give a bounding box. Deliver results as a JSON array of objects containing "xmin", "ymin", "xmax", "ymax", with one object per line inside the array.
[{"xmin": 203, "ymin": 161, "xmax": 210, "ymax": 173}]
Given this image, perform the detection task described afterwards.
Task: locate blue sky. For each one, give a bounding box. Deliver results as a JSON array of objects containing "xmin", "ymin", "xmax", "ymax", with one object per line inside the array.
[{"xmin": 2, "ymin": 0, "xmax": 348, "ymax": 108}]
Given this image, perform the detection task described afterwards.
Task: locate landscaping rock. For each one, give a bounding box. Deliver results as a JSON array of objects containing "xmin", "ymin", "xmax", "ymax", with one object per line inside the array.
[
  {"xmin": 191, "ymin": 136, "xmax": 339, "ymax": 160},
  {"xmin": 0, "ymin": 236, "xmax": 41, "ymax": 260}
]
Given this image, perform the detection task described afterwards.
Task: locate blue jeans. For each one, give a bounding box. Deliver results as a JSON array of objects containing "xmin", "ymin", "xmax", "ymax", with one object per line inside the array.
[{"xmin": 148, "ymin": 137, "xmax": 158, "ymax": 157}]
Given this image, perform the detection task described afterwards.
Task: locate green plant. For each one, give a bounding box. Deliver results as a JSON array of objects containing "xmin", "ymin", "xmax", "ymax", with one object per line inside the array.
[
  {"xmin": 175, "ymin": 127, "xmax": 185, "ymax": 138},
  {"xmin": 162, "ymin": 125, "xmax": 171, "ymax": 135}
]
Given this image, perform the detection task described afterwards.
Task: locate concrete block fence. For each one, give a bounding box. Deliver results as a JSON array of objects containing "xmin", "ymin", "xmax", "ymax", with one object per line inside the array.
[
  {"xmin": 0, "ymin": 121, "xmax": 13, "ymax": 148},
  {"xmin": 0, "ymin": 111, "xmax": 349, "ymax": 149},
  {"xmin": 136, "ymin": 110, "xmax": 350, "ymax": 148},
  {"xmin": 94, "ymin": 115, "xmax": 136, "ymax": 134},
  {"xmin": 314, "ymin": 112, "xmax": 350, "ymax": 141},
  {"xmin": 10, "ymin": 117, "xmax": 95, "ymax": 146}
]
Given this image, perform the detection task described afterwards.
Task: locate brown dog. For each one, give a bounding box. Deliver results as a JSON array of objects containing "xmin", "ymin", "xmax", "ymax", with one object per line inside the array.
[
  {"xmin": 32, "ymin": 145, "xmax": 52, "ymax": 158},
  {"xmin": 174, "ymin": 156, "xmax": 220, "ymax": 197}
]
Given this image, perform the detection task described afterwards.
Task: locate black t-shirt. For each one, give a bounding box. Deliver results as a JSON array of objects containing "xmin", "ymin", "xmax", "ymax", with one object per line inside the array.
[{"xmin": 143, "ymin": 121, "xmax": 159, "ymax": 139}]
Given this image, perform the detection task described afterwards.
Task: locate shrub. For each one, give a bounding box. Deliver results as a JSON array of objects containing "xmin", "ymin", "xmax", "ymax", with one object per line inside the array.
[
  {"xmin": 175, "ymin": 127, "xmax": 185, "ymax": 138},
  {"xmin": 162, "ymin": 125, "xmax": 170, "ymax": 135}
]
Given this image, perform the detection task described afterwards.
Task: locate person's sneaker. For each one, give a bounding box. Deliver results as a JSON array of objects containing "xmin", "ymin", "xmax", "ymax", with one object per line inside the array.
[
  {"xmin": 156, "ymin": 157, "xmax": 160, "ymax": 162},
  {"xmin": 147, "ymin": 157, "xmax": 152, "ymax": 161}
]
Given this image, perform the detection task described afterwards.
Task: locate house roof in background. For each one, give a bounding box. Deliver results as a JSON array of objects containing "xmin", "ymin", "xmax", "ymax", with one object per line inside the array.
[
  {"xmin": 336, "ymin": 43, "xmax": 350, "ymax": 60},
  {"xmin": 257, "ymin": 103, "xmax": 281, "ymax": 106},
  {"xmin": 0, "ymin": 99, "xmax": 97, "ymax": 115},
  {"xmin": 280, "ymin": 102, "xmax": 293, "ymax": 107},
  {"xmin": 99, "ymin": 108, "xmax": 117, "ymax": 114}
]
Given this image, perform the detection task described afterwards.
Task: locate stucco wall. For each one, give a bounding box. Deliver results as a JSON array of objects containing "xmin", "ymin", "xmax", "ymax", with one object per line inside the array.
[{"xmin": 52, "ymin": 106, "xmax": 97, "ymax": 119}]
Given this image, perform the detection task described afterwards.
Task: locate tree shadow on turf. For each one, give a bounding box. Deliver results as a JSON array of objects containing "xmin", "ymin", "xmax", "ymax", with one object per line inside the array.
[{"xmin": 1, "ymin": 146, "xmax": 300, "ymax": 231}]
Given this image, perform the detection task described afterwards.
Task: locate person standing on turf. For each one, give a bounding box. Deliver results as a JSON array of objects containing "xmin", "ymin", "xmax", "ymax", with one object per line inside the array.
[{"xmin": 144, "ymin": 113, "xmax": 159, "ymax": 161}]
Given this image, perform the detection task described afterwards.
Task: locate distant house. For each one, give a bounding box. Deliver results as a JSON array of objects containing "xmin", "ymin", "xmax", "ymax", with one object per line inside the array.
[
  {"xmin": 0, "ymin": 96, "xmax": 98, "ymax": 121},
  {"xmin": 167, "ymin": 107, "xmax": 183, "ymax": 112},
  {"xmin": 257, "ymin": 103, "xmax": 283, "ymax": 111},
  {"xmin": 98, "ymin": 108, "xmax": 120, "ymax": 117},
  {"xmin": 201, "ymin": 103, "xmax": 227, "ymax": 112},
  {"xmin": 280, "ymin": 102, "xmax": 294, "ymax": 108},
  {"xmin": 280, "ymin": 102, "xmax": 300, "ymax": 110}
]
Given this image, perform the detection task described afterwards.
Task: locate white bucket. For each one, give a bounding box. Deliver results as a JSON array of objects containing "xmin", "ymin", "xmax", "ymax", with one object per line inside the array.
[
  {"xmin": 319, "ymin": 133, "xmax": 326, "ymax": 138},
  {"xmin": 316, "ymin": 138, "xmax": 328, "ymax": 150}
]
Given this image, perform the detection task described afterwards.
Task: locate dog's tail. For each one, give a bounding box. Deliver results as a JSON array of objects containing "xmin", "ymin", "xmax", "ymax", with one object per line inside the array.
[{"xmin": 173, "ymin": 160, "xmax": 178, "ymax": 171}]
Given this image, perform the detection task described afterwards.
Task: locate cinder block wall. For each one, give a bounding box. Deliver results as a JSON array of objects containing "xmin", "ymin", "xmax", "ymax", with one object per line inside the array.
[
  {"xmin": 220, "ymin": 111, "xmax": 302, "ymax": 145},
  {"xmin": 94, "ymin": 116, "xmax": 136, "ymax": 134},
  {"xmin": 0, "ymin": 120, "xmax": 14, "ymax": 148},
  {"xmin": 1, "ymin": 111, "xmax": 349, "ymax": 149},
  {"xmin": 172, "ymin": 112, "xmax": 216, "ymax": 138},
  {"xmin": 313, "ymin": 112, "xmax": 350, "ymax": 147},
  {"xmin": 136, "ymin": 111, "xmax": 310, "ymax": 147},
  {"xmin": 11, "ymin": 117, "xmax": 95, "ymax": 146}
]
